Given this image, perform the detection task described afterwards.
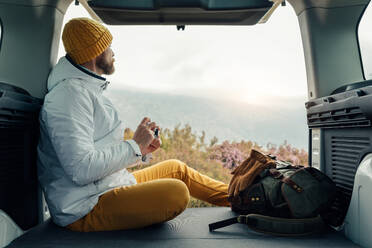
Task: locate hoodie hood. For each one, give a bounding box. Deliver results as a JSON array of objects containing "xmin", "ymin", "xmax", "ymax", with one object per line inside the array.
[{"xmin": 47, "ymin": 56, "xmax": 109, "ymax": 92}]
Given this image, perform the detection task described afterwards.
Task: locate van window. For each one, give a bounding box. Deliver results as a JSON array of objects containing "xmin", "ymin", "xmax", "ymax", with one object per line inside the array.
[
  {"xmin": 359, "ymin": 2, "xmax": 372, "ymax": 79},
  {"xmin": 59, "ymin": 5, "xmax": 308, "ymax": 206},
  {"xmin": 59, "ymin": 6, "xmax": 307, "ymax": 146}
]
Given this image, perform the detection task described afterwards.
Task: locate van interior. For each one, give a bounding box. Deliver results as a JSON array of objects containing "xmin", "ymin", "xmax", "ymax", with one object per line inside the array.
[{"xmin": 1, "ymin": 0, "xmax": 372, "ymax": 247}]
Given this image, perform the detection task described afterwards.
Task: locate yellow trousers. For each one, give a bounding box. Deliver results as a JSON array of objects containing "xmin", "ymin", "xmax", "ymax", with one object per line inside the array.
[{"xmin": 67, "ymin": 159, "xmax": 229, "ymax": 232}]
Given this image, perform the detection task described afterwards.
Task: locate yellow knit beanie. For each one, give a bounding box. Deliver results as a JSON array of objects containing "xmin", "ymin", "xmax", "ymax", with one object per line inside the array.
[{"xmin": 62, "ymin": 17, "xmax": 113, "ymax": 65}]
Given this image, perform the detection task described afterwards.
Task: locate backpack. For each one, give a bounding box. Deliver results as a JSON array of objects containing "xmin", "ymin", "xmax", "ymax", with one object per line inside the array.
[{"xmin": 209, "ymin": 149, "xmax": 336, "ymax": 236}]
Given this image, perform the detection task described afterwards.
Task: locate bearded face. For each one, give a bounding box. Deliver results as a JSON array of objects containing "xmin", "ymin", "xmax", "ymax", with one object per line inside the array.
[{"xmin": 96, "ymin": 47, "xmax": 115, "ymax": 75}]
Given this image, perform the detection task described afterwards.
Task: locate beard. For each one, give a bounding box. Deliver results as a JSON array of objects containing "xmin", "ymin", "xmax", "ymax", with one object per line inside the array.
[{"xmin": 96, "ymin": 56, "xmax": 115, "ymax": 75}]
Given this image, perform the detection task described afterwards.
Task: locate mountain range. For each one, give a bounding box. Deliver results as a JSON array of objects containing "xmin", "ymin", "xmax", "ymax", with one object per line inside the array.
[{"xmin": 104, "ymin": 88, "xmax": 309, "ymax": 150}]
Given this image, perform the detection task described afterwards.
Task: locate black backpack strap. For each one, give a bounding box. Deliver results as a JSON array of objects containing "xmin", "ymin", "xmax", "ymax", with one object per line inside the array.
[
  {"xmin": 239, "ymin": 214, "xmax": 325, "ymax": 236},
  {"xmin": 209, "ymin": 214, "xmax": 325, "ymax": 236},
  {"xmin": 209, "ymin": 217, "xmax": 238, "ymax": 231}
]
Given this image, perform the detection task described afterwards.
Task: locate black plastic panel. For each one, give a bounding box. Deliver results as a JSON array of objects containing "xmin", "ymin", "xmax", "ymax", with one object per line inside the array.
[
  {"xmin": 0, "ymin": 83, "xmax": 43, "ymax": 230},
  {"xmin": 89, "ymin": 0, "xmax": 273, "ymax": 10},
  {"xmin": 306, "ymin": 83, "xmax": 372, "ymax": 226},
  {"xmin": 306, "ymin": 86, "xmax": 372, "ymax": 128},
  {"xmin": 324, "ymin": 130, "xmax": 372, "ymax": 226},
  {"xmin": 331, "ymin": 79, "xmax": 372, "ymax": 95},
  {"xmin": 89, "ymin": 0, "xmax": 273, "ymax": 25}
]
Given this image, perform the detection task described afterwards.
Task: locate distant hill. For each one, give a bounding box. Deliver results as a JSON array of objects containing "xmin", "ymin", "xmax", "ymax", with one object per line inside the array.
[{"xmin": 104, "ymin": 88, "xmax": 309, "ymax": 150}]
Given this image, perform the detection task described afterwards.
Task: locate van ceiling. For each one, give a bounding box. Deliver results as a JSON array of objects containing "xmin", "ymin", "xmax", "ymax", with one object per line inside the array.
[{"xmin": 88, "ymin": 0, "xmax": 274, "ymax": 25}]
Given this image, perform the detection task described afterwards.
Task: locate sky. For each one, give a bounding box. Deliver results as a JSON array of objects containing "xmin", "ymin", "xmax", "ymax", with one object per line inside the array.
[
  {"xmin": 58, "ymin": 2, "xmax": 372, "ymax": 105},
  {"xmin": 58, "ymin": 2, "xmax": 308, "ymax": 105}
]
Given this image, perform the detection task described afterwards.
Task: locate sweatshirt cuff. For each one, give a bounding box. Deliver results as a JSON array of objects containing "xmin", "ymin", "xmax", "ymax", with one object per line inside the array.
[
  {"xmin": 125, "ymin": 140, "xmax": 153, "ymax": 165},
  {"xmin": 126, "ymin": 139, "xmax": 142, "ymax": 158}
]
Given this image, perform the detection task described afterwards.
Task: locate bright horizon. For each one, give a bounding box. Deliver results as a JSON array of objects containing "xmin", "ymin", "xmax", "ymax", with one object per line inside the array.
[{"xmin": 58, "ymin": 3, "xmax": 308, "ymax": 106}]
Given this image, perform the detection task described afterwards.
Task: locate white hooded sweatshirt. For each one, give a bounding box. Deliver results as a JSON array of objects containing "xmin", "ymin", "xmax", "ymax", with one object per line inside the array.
[{"xmin": 37, "ymin": 56, "xmax": 142, "ymax": 227}]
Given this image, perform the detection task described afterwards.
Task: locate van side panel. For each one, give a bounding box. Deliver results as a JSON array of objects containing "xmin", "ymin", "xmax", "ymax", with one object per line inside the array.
[
  {"xmin": 288, "ymin": 0, "xmax": 370, "ymax": 99},
  {"xmin": 0, "ymin": 0, "xmax": 71, "ymax": 98}
]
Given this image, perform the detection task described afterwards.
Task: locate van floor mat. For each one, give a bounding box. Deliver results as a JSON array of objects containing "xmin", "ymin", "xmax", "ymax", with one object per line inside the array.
[{"xmin": 6, "ymin": 207, "xmax": 358, "ymax": 248}]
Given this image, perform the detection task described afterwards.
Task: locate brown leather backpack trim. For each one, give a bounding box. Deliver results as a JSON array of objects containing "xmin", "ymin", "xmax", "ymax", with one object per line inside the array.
[
  {"xmin": 228, "ymin": 149, "xmax": 276, "ymax": 200},
  {"xmin": 281, "ymin": 177, "xmax": 303, "ymax": 193}
]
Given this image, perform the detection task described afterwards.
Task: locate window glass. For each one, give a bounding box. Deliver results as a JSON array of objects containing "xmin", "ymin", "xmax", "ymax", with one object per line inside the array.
[
  {"xmin": 359, "ymin": 2, "xmax": 372, "ymax": 79},
  {"xmin": 59, "ymin": 5, "xmax": 308, "ymax": 206}
]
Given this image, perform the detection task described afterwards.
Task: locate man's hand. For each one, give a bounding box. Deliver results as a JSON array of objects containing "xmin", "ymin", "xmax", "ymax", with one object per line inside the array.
[
  {"xmin": 132, "ymin": 117, "xmax": 161, "ymax": 156},
  {"xmin": 143, "ymin": 136, "xmax": 161, "ymax": 154}
]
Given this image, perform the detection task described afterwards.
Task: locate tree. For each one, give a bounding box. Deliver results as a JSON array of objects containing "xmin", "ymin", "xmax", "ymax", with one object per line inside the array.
[{"xmin": 125, "ymin": 124, "xmax": 308, "ymax": 207}]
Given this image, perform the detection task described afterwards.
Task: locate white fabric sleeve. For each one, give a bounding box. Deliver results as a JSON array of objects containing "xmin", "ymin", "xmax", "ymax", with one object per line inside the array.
[
  {"xmin": 44, "ymin": 84, "xmax": 141, "ymax": 186},
  {"xmin": 125, "ymin": 139, "xmax": 142, "ymax": 157},
  {"xmin": 125, "ymin": 139, "xmax": 153, "ymax": 166}
]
